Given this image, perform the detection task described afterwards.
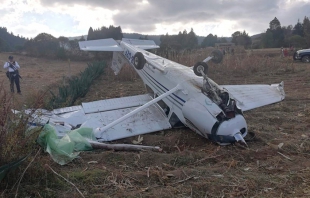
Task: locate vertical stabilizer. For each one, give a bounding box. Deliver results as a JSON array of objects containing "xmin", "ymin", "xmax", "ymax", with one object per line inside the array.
[{"xmin": 111, "ymin": 52, "xmax": 128, "ymax": 75}]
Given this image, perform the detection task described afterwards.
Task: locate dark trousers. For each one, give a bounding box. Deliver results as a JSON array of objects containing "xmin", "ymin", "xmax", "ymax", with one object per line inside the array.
[{"xmin": 9, "ymin": 73, "xmax": 21, "ymax": 93}]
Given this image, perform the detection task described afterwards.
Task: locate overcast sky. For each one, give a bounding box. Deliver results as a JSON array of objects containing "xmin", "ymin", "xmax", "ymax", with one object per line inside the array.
[{"xmin": 1, "ymin": 0, "xmax": 310, "ymax": 38}]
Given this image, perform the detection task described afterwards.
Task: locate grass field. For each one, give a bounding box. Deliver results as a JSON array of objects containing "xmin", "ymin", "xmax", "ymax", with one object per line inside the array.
[
  {"xmin": 0, "ymin": 53, "xmax": 89, "ymax": 109},
  {"xmin": 1, "ymin": 49, "xmax": 310, "ymax": 197}
]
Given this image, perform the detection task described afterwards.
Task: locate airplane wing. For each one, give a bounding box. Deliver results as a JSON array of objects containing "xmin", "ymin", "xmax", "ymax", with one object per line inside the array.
[
  {"xmin": 29, "ymin": 94, "xmax": 172, "ymax": 141},
  {"xmin": 221, "ymin": 82, "xmax": 285, "ymax": 111},
  {"xmin": 81, "ymin": 95, "xmax": 171, "ymax": 142},
  {"xmin": 79, "ymin": 38, "xmax": 159, "ymax": 51}
]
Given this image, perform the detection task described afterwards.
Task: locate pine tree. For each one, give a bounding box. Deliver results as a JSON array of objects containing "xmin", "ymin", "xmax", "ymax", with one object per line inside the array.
[
  {"xmin": 270, "ymin": 17, "xmax": 281, "ymax": 30},
  {"xmin": 303, "ymin": 16, "xmax": 310, "ymax": 46},
  {"xmin": 293, "ymin": 19, "xmax": 303, "ymax": 37},
  {"xmin": 87, "ymin": 27, "xmax": 94, "ymax": 40},
  {"xmin": 201, "ymin": 34, "xmax": 218, "ymax": 47},
  {"xmin": 231, "ymin": 31, "xmax": 252, "ymax": 48},
  {"xmin": 185, "ymin": 28, "xmax": 198, "ymax": 49}
]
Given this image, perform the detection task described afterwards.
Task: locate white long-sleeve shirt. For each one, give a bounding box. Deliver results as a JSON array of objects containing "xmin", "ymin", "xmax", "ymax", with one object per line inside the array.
[{"xmin": 4, "ymin": 61, "xmax": 20, "ymax": 72}]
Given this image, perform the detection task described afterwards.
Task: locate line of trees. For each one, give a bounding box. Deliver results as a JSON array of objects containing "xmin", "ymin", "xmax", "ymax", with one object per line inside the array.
[
  {"xmin": 157, "ymin": 16, "xmax": 310, "ymax": 50},
  {"xmin": 21, "ymin": 25, "xmax": 123, "ymax": 59},
  {"xmin": 87, "ymin": 25, "xmax": 123, "ymax": 41},
  {"xmin": 0, "ymin": 27, "xmax": 27, "ymax": 51},
  {"xmin": 1, "ymin": 15, "xmax": 310, "ymax": 56},
  {"xmin": 159, "ymin": 28, "xmax": 198, "ymax": 50},
  {"xmin": 23, "ymin": 33, "xmax": 85, "ymax": 59},
  {"xmin": 159, "ymin": 28, "xmax": 252, "ymax": 50},
  {"xmin": 259, "ymin": 16, "xmax": 310, "ymax": 48}
]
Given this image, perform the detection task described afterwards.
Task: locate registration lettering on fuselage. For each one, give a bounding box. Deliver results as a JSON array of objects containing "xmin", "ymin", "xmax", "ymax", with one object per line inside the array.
[{"xmin": 124, "ymin": 50, "xmax": 134, "ymax": 65}]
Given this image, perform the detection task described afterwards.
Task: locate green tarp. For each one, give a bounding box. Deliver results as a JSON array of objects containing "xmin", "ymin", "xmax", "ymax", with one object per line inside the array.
[
  {"xmin": 0, "ymin": 124, "xmax": 93, "ymax": 181},
  {"xmin": 37, "ymin": 124, "xmax": 96, "ymax": 165}
]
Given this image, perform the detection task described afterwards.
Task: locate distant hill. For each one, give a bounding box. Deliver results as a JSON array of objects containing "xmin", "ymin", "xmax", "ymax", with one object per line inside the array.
[
  {"xmin": 67, "ymin": 35, "xmax": 88, "ymax": 41},
  {"xmin": 123, "ymin": 33, "xmax": 161, "ymax": 45},
  {"xmin": 0, "ymin": 27, "xmax": 27, "ymax": 51},
  {"xmin": 251, "ymin": 33, "xmax": 264, "ymax": 40}
]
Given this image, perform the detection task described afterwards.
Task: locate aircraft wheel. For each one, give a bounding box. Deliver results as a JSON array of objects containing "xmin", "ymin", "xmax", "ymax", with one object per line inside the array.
[
  {"xmin": 302, "ymin": 55, "xmax": 310, "ymax": 63},
  {"xmin": 193, "ymin": 62, "xmax": 208, "ymax": 76},
  {"xmin": 133, "ymin": 52, "xmax": 146, "ymax": 70},
  {"xmin": 211, "ymin": 49, "xmax": 223, "ymax": 64}
]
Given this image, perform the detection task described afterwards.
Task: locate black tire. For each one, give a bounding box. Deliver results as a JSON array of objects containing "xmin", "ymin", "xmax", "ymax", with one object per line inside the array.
[
  {"xmin": 193, "ymin": 62, "xmax": 208, "ymax": 76},
  {"xmin": 133, "ymin": 52, "xmax": 146, "ymax": 70},
  {"xmin": 301, "ymin": 55, "xmax": 310, "ymax": 63},
  {"xmin": 211, "ymin": 49, "xmax": 223, "ymax": 64},
  {"xmin": 293, "ymin": 52, "xmax": 297, "ymax": 60}
]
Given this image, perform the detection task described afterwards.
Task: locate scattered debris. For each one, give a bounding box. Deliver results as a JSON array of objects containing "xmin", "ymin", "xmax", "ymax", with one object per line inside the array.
[
  {"xmin": 277, "ymin": 151, "xmax": 292, "ymax": 161},
  {"xmin": 166, "ymin": 173, "xmax": 174, "ymax": 177},
  {"xmin": 212, "ymin": 174, "xmax": 224, "ymax": 178},
  {"xmin": 132, "ymin": 135, "xmax": 143, "ymax": 144},
  {"xmin": 278, "ymin": 143, "xmax": 284, "ymax": 149},
  {"xmin": 87, "ymin": 161, "xmax": 98, "ymax": 164},
  {"xmin": 89, "ymin": 140, "xmax": 162, "ymax": 152},
  {"xmin": 146, "ymin": 167, "xmax": 150, "ymax": 178}
]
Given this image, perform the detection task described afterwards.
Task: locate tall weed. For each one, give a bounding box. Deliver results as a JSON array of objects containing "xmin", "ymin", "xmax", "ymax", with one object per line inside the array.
[{"xmin": 0, "ymin": 83, "xmax": 46, "ymax": 166}]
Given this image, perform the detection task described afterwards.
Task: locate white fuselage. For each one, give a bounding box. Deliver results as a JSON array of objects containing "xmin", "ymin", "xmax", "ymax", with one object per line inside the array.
[{"xmin": 119, "ymin": 41, "xmax": 247, "ymax": 144}]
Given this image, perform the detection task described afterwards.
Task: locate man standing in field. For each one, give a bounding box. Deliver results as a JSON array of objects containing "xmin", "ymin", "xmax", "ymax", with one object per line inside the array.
[{"xmin": 3, "ymin": 56, "xmax": 21, "ymax": 94}]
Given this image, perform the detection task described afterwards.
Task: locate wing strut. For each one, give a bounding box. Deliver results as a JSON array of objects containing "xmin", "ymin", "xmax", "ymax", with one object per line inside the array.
[{"xmin": 95, "ymin": 84, "xmax": 182, "ymax": 138}]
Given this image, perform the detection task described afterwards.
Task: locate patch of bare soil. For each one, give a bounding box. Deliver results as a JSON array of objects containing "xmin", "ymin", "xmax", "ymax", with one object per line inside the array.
[
  {"xmin": 2, "ymin": 51, "xmax": 310, "ymax": 197},
  {"xmin": 75, "ymin": 63, "xmax": 145, "ymax": 104}
]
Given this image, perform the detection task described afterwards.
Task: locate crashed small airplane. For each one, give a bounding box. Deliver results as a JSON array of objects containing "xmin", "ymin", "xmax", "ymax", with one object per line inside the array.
[{"xmin": 28, "ymin": 38, "xmax": 285, "ymax": 146}]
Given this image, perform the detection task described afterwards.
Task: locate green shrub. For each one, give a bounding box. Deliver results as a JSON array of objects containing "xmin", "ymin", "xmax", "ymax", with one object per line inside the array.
[
  {"xmin": 56, "ymin": 47, "xmax": 67, "ymax": 60},
  {"xmin": 0, "ymin": 85, "xmax": 45, "ymax": 166},
  {"xmin": 47, "ymin": 61, "xmax": 106, "ymax": 109}
]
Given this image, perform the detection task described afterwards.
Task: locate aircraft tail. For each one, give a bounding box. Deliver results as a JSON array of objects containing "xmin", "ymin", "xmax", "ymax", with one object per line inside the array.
[
  {"xmin": 79, "ymin": 38, "xmax": 123, "ymax": 51},
  {"xmin": 111, "ymin": 52, "xmax": 128, "ymax": 75},
  {"xmin": 121, "ymin": 38, "xmax": 159, "ymax": 50},
  {"xmin": 79, "ymin": 38, "xmax": 159, "ymax": 52}
]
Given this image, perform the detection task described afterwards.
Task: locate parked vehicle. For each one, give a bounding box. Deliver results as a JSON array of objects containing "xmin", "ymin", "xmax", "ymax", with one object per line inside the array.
[{"xmin": 293, "ymin": 49, "xmax": 310, "ymax": 63}]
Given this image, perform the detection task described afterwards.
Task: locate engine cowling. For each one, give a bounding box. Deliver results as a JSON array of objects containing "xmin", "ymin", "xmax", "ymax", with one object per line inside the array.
[
  {"xmin": 182, "ymin": 98, "xmax": 218, "ymax": 138},
  {"xmin": 182, "ymin": 98, "xmax": 248, "ymax": 145}
]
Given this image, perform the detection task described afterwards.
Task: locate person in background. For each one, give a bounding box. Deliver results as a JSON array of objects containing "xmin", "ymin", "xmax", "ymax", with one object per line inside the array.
[
  {"xmin": 283, "ymin": 48, "xmax": 288, "ymax": 57},
  {"xmin": 3, "ymin": 56, "xmax": 21, "ymax": 94},
  {"xmin": 280, "ymin": 47, "xmax": 284, "ymax": 58}
]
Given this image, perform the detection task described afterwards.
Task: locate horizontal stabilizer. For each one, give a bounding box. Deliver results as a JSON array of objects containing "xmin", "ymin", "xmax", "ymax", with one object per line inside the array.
[
  {"xmin": 79, "ymin": 38, "xmax": 123, "ymax": 51},
  {"xmin": 122, "ymin": 38, "xmax": 159, "ymax": 49}
]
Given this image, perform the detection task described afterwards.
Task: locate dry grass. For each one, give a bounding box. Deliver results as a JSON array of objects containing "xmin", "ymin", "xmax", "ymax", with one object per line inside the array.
[
  {"xmin": 0, "ymin": 82, "xmax": 45, "ymax": 165},
  {"xmin": 1, "ymin": 49, "xmax": 310, "ymax": 197},
  {"xmin": 0, "ymin": 52, "xmax": 89, "ymax": 109}
]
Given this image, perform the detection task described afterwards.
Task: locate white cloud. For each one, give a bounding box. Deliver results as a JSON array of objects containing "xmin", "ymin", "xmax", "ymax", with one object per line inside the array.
[
  {"xmin": 0, "ymin": 0, "xmax": 309, "ymax": 38},
  {"xmin": 61, "ymin": 5, "xmax": 117, "ymax": 36}
]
